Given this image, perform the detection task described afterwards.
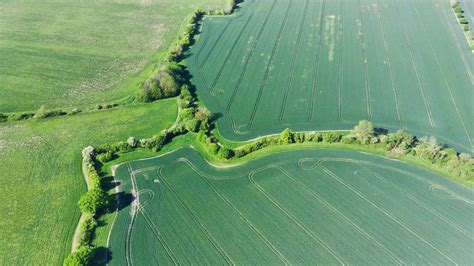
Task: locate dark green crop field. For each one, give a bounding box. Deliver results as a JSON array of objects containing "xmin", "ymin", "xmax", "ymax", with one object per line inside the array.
[
  {"xmin": 187, "ymin": 0, "xmax": 474, "ymax": 151},
  {"xmin": 109, "ymin": 147, "xmax": 474, "ymax": 264}
]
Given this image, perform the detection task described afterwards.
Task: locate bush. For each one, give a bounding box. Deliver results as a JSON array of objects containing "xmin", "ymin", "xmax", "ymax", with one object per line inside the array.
[
  {"xmin": 78, "ymin": 214, "xmax": 97, "ymax": 246},
  {"xmin": 463, "ymin": 24, "xmax": 469, "ymax": 31},
  {"xmin": 180, "ymin": 108, "xmax": 194, "ymax": 121},
  {"xmin": 71, "ymin": 108, "xmax": 82, "ymax": 115},
  {"xmin": 139, "ymin": 133, "xmax": 166, "ymax": 151},
  {"xmin": 125, "ymin": 137, "xmax": 137, "ymax": 148},
  {"xmin": 322, "ymin": 132, "xmax": 341, "ymax": 143},
  {"xmin": 34, "ymin": 106, "xmax": 48, "ymax": 119},
  {"xmin": 185, "ymin": 119, "xmax": 199, "ymax": 132},
  {"xmin": 209, "ymin": 143, "xmax": 220, "ymax": 155},
  {"xmin": 78, "ymin": 188, "xmax": 109, "ymax": 214},
  {"xmin": 218, "ymin": 146, "xmax": 234, "ymax": 159},
  {"xmin": 0, "ymin": 113, "xmax": 7, "ymax": 122},
  {"xmin": 96, "ymin": 151, "xmax": 113, "ymax": 164},
  {"xmin": 64, "ymin": 245, "xmax": 94, "ymax": 266},
  {"xmin": 454, "ymin": 5, "xmax": 462, "ymax": 13},
  {"xmin": 278, "ymin": 128, "xmax": 294, "ymax": 144}
]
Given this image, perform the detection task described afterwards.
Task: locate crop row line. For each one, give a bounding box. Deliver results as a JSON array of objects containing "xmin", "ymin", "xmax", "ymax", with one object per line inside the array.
[
  {"xmin": 198, "ymin": 0, "xmax": 256, "ymax": 69},
  {"xmin": 247, "ymin": 0, "xmax": 295, "ymax": 130},
  {"xmin": 307, "ymin": 0, "xmax": 327, "ymax": 122},
  {"xmin": 248, "ymin": 168, "xmax": 347, "ymax": 265},
  {"xmin": 175, "ymin": 158, "xmax": 290, "ymax": 264},
  {"xmin": 337, "ymin": 0, "xmax": 344, "ymax": 121},
  {"xmin": 370, "ymin": 172, "xmax": 473, "ymax": 239},
  {"xmin": 278, "ymin": 0, "xmax": 310, "ymax": 122},
  {"xmin": 410, "ymin": 2, "xmax": 472, "ymax": 148},
  {"xmin": 157, "ymin": 168, "xmax": 235, "ymax": 265},
  {"xmin": 318, "ymin": 160, "xmax": 457, "ymax": 264},
  {"xmin": 226, "ymin": 0, "xmax": 278, "ymax": 113},
  {"xmin": 138, "ymin": 204, "xmax": 179, "ymax": 264},
  {"xmin": 358, "ymin": 0, "xmax": 372, "ymax": 120},
  {"xmin": 274, "ymin": 165, "xmax": 405, "ymax": 265},
  {"xmin": 374, "ymin": 0, "xmax": 403, "ymax": 124}
]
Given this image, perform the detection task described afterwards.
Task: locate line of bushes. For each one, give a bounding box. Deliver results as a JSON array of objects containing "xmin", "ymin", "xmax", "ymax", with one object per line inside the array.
[
  {"xmin": 197, "ymin": 120, "xmax": 473, "ymax": 180},
  {"xmin": 0, "ymin": 101, "xmax": 130, "ymax": 124},
  {"xmin": 451, "ymin": 1, "xmax": 474, "ymax": 50},
  {"xmin": 64, "ymin": 147, "xmax": 111, "ymax": 266}
]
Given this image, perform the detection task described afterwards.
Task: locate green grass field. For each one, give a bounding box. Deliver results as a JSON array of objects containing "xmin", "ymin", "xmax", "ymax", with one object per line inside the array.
[
  {"xmin": 187, "ymin": 0, "xmax": 474, "ymax": 151},
  {"xmin": 109, "ymin": 147, "xmax": 474, "ymax": 264},
  {"xmin": 0, "ymin": 99, "xmax": 177, "ymax": 264},
  {"xmin": 0, "ymin": 0, "xmax": 225, "ymax": 112}
]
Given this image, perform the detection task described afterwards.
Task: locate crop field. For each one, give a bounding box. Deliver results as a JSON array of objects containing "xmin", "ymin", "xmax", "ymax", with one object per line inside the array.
[
  {"xmin": 187, "ymin": 0, "xmax": 474, "ymax": 151},
  {"xmin": 0, "ymin": 0, "xmax": 225, "ymax": 112},
  {"xmin": 0, "ymin": 99, "xmax": 177, "ymax": 264},
  {"xmin": 108, "ymin": 147, "xmax": 473, "ymax": 264}
]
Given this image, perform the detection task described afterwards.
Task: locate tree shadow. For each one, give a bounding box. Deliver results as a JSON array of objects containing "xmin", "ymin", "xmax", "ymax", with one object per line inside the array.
[
  {"xmin": 92, "ymin": 246, "xmax": 113, "ymax": 265},
  {"xmin": 114, "ymin": 191, "xmax": 135, "ymax": 212},
  {"xmin": 374, "ymin": 127, "xmax": 388, "ymax": 135}
]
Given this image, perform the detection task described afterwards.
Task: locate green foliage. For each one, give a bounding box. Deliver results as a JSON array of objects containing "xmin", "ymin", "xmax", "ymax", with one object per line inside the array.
[
  {"xmin": 322, "ymin": 132, "xmax": 341, "ymax": 143},
  {"xmin": 185, "ymin": 119, "xmax": 200, "ymax": 132},
  {"xmin": 34, "ymin": 106, "xmax": 48, "ymax": 119},
  {"xmin": 209, "ymin": 143, "xmax": 220, "ymax": 155},
  {"xmin": 78, "ymin": 214, "xmax": 97, "ymax": 246},
  {"xmin": 78, "ymin": 188, "xmax": 109, "ymax": 215},
  {"xmin": 96, "ymin": 151, "xmax": 114, "ymax": 164},
  {"xmin": 63, "ymin": 245, "xmax": 94, "ymax": 266},
  {"xmin": 278, "ymin": 128, "xmax": 294, "ymax": 144},
  {"xmin": 0, "ymin": 113, "xmax": 7, "ymax": 122},
  {"xmin": 217, "ymin": 146, "xmax": 234, "ymax": 159},
  {"xmin": 350, "ymin": 120, "xmax": 374, "ymax": 144},
  {"xmin": 180, "ymin": 108, "xmax": 195, "ymax": 121},
  {"xmin": 127, "ymin": 137, "xmax": 138, "ymax": 148},
  {"xmin": 385, "ymin": 129, "xmax": 414, "ymax": 153}
]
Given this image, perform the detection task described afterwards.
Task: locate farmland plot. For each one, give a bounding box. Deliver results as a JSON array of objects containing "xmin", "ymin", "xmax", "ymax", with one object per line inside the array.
[
  {"xmin": 187, "ymin": 0, "xmax": 474, "ymax": 152},
  {"xmin": 109, "ymin": 147, "xmax": 474, "ymax": 264}
]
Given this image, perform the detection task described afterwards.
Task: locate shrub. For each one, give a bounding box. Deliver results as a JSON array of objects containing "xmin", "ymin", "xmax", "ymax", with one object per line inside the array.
[
  {"xmin": 385, "ymin": 129, "xmax": 414, "ymax": 152},
  {"xmin": 463, "ymin": 24, "xmax": 469, "ymax": 31},
  {"xmin": 179, "ymin": 84, "xmax": 193, "ymax": 102},
  {"xmin": 209, "ymin": 143, "xmax": 220, "ymax": 155},
  {"xmin": 454, "ymin": 5, "xmax": 462, "ymax": 13},
  {"xmin": 78, "ymin": 214, "xmax": 97, "ymax": 246},
  {"xmin": 278, "ymin": 128, "xmax": 294, "ymax": 144},
  {"xmin": 180, "ymin": 108, "xmax": 194, "ymax": 121},
  {"xmin": 185, "ymin": 119, "xmax": 199, "ymax": 132},
  {"xmin": 195, "ymin": 107, "xmax": 211, "ymax": 121},
  {"xmin": 96, "ymin": 152, "xmax": 113, "ymax": 164},
  {"xmin": 218, "ymin": 146, "xmax": 234, "ymax": 159},
  {"xmin": 78, "ymin": 188, "xmax": 109, "ymax": 214},
  {"xmin": 64, "ymin": 245, "xmax": 94, "ymax": 266},
  {"xmin": 139, "ymin": 134, "xmax": 166, "ymax": 151},
  {"xmin": 34, "ymin": 106, "xmax": 47, "ymax": 119},
  {"xmin": 322, "ymin": 132, "xmax": 341, "ymax": 143},
  {"xmin": 71, "ymin": 108, "xmax": 81, "ymax": 115},
  {"xmin": 0, "ymin": 113, "xmax": 7, "ymax": 122}
]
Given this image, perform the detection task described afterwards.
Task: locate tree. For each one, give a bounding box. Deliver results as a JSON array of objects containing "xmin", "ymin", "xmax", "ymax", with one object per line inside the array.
[
  {"xmin": 278, "ymin": 128, "xmax": 294, "ymax": 144},
  {"xmin": 63, "ymin": 245, "xmax": 94, "ymax": 266},
  {"xmin": 322, "ymin": 132, "xmax": 341, "ymax": 143},
  {"xmin": 195, "ymin": 107, "xmax": 211, "ymax": 122},
  {"xmin": 350, "ymin": 120, "xmax": 374, "ymax": 144},
  {"xmin": 78, "ymin": 188, "xmax": 109, "ymax": 215}
]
